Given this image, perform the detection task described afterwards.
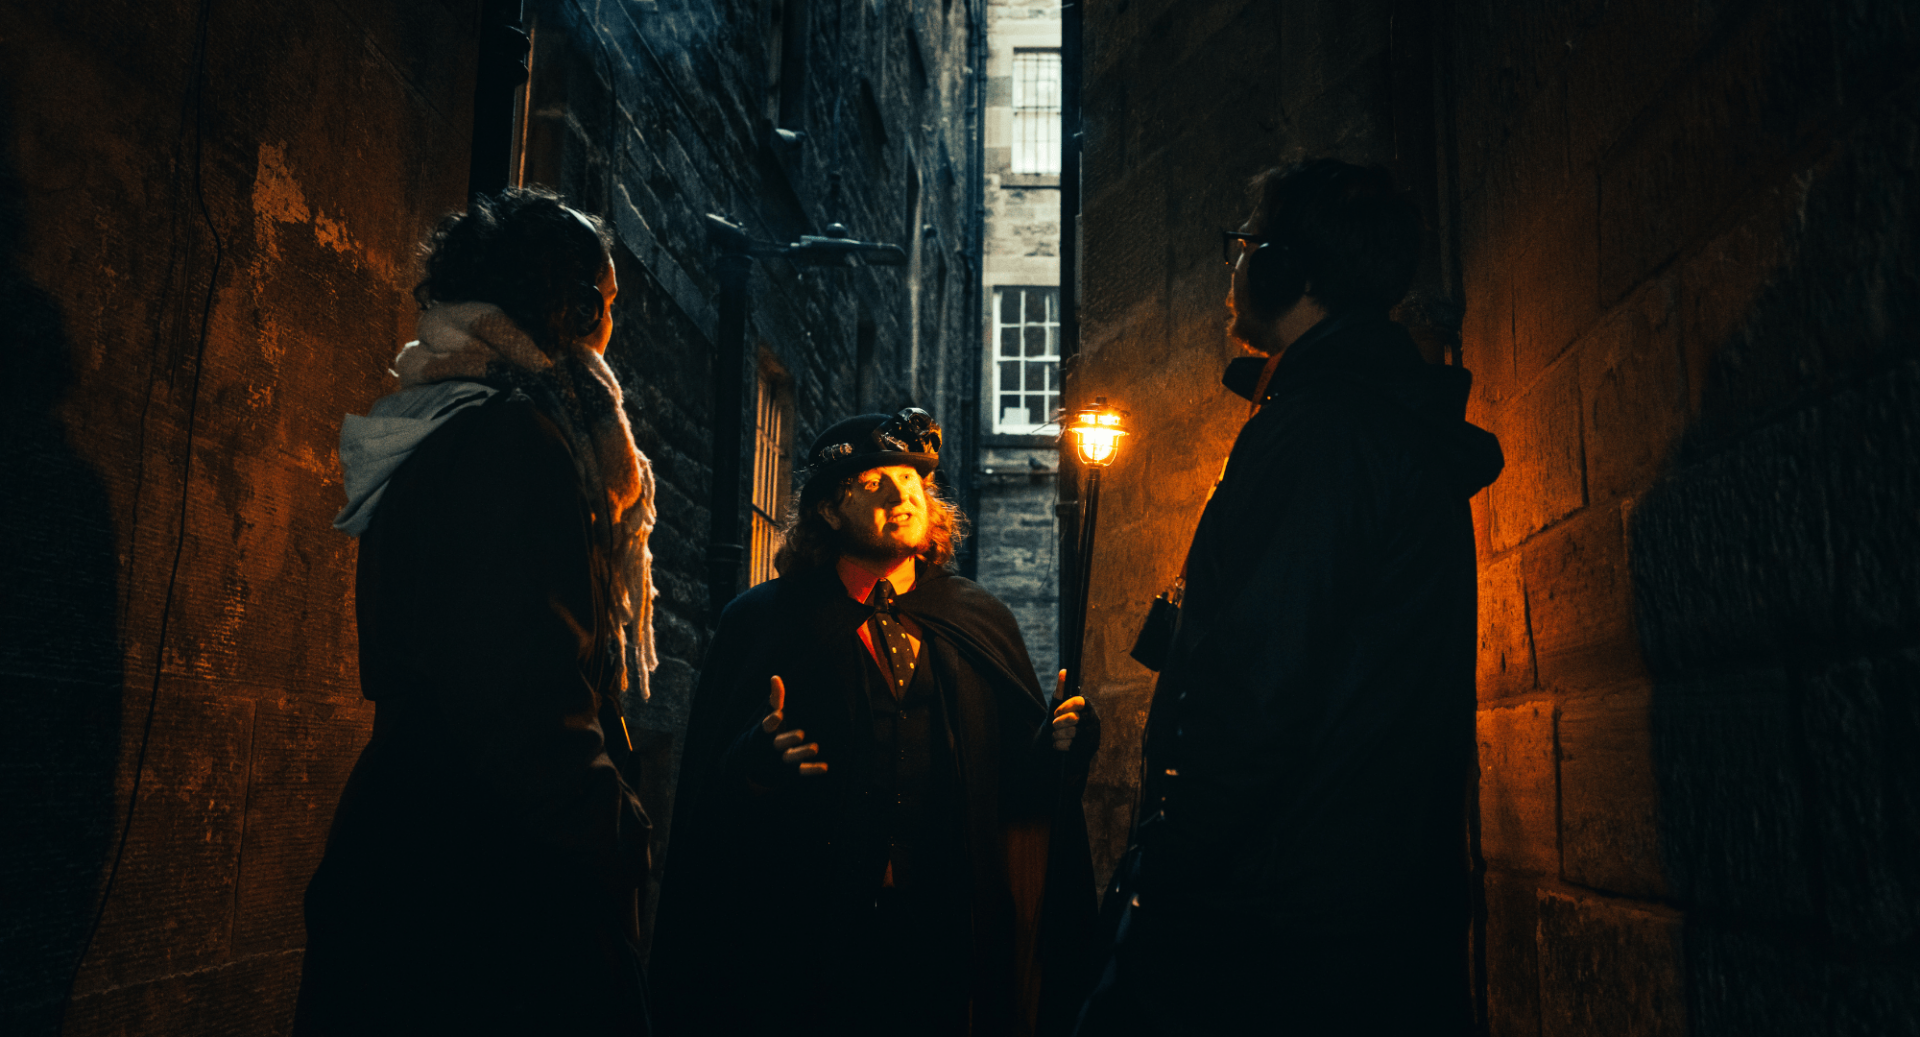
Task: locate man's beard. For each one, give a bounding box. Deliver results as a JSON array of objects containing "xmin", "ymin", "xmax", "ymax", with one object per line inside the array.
[{"xmin": 838, "ymin": 515, "xmax": 932, "ymax": 565}]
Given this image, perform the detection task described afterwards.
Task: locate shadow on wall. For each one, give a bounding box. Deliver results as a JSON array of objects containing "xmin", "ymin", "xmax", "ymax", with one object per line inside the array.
[
  {"xmin": 1631, "ymin": 91, "xmax": 1920, "ymax": 1033},
  {"xmin": 0, "ymin": 96, "xmax": 126, "ymax": 1034}
]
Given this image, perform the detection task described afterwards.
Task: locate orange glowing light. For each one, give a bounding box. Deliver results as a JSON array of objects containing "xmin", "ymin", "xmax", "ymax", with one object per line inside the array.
[{"xmin": 1066, "ymin": 398, "xmax": 1129, "ymax": 467}]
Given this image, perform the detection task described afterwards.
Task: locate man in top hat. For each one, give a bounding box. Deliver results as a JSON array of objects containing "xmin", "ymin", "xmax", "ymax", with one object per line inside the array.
[{"xmin": 649, "ymin": 408, "xmax": 1102, "ymax": 1037}]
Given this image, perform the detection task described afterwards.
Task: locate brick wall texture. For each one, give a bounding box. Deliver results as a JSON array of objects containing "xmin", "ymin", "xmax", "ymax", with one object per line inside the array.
[
  {"xmin": 1077, "ymin": 0, "xmax": 1920, "ymax": 1033},
  {"xmin": 0, "ymin": 0, "xmax": 977, "ymax": 1032}
]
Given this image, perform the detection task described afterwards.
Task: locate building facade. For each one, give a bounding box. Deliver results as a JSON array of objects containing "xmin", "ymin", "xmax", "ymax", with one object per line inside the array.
[{"xmin": 973, "ymin": 0, "xmax": 1065, "ymax": 692}]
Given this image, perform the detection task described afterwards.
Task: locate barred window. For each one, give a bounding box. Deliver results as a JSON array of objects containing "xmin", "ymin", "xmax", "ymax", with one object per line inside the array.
[
  {"xmin": 1011, "ymin": 50, "xmax": 1061, "ymax": 176},
  {"xmin": 993, "ymin": 286, "xmax": 1061, "ymax": 434},
  {"xmin": 748, "ymin": 366, "xmax": 791, "ymax": 586}
]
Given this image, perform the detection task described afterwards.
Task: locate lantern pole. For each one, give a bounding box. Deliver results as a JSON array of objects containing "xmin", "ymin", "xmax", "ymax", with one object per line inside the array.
[
  {"xmin": 1068, "ymin": 463, "xmax": 1102, "ymax": 701},
  {"xmin": 1063, "ymin": 397, "xmax": 1126, "ymax": 702}
]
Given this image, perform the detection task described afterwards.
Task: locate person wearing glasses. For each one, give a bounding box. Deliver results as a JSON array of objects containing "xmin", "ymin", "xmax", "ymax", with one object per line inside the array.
[
  {"xmin": 1072, "ymin": 160, "xmax": 1504, "ymax": 1036},
  {"xmin": 650, "ymin": 409, "xmax": 1102, "ymax": 1037}
]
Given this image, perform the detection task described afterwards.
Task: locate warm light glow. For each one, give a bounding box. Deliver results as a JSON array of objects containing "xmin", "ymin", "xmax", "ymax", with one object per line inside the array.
[{"xmin": 1066, "ymin": 397, "xmax": 1129, "ymax": 467}]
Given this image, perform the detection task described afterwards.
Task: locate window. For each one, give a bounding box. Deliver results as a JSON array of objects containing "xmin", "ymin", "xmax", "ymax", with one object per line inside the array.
[
  {"xmin": 748, "ymin": 365, "xmax": 791, "ymax": 586},
  {"xmin": 993, "ymin": 286, "xmax": 1060, "ymax": 433},
  {"xmin": 1011, "ymin": 50, "xmax": 1061, "ymax": 175}
]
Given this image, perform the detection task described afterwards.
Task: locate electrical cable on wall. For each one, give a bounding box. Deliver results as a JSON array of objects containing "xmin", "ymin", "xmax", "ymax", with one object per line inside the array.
[{"xmin": 59, "ymin": 0, "xmax": 226, "ymax": 1023}]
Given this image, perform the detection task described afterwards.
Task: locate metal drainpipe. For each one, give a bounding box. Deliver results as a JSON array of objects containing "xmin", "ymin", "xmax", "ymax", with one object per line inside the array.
[
  {"xmin": 468, "ymin": 0, "xmax": 528, "ymax": 200},
  {"xmin": 707, "ymin": 253, "xmax": 751, "ymax": 626},
  {"xmin": 961, "ymin": 0, "xmax": 988, "ymax": 581},
  {"xmin": 1056, "ymin": 0, "xmax": 1084, "ymax": 676}
]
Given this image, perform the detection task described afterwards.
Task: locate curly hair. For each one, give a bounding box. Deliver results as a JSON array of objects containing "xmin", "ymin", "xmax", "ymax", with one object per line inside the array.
[
  {"xmin": 1246, "ymin": 159, "xmax": 1422, "ymax": 315},
  {"xmin": 773, "ymin": 476, "xmax": 970, "ymax": 577},
  {"xmin": 414, "ymin": 187, "xmax": 613, "ymax": 354}
]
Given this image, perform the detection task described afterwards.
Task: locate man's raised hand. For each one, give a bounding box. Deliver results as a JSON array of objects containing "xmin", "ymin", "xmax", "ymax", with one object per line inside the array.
[
  {"xmin": 1051, "ymin": 669, "xmax": 1086, "ymax": 752},
  {"xmin": 764, "ymin": 675, "xmax": 827, "ymax": 776}
]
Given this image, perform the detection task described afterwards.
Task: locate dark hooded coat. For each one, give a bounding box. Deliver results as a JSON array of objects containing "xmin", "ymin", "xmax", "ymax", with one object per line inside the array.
[
  {"xmin": 1082, "ymin": 315, "xmax": 1502, "ymax": 1037},
  {"xmin": 650, "ymin": 565, "xmax": 1101, "ymax": 1037},
  {"xmin": 297, "ymin": 392, "xmax": 652, "ymax": 1036}
]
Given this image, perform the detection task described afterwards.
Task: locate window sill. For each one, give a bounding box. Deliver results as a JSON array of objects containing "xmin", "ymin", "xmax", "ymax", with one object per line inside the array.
[
  {"xmin": 1000, "ymin": 174, "xmax": 1061, "ymax": 189},
  {"xmin": 982, "ymin": 432, "xmax": 1059, "ymax": 448}
]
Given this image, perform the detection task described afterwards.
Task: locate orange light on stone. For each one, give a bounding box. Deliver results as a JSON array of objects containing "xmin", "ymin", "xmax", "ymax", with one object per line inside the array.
[{"xmin": 1066, "ymin": 397, "xmax": 1128, "ymax": 467}]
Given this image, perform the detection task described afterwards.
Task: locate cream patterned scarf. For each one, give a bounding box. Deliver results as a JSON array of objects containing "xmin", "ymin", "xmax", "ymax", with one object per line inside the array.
[{"xmin": 393, "ymin": 302, "xmax": 658, "ymax": 702}]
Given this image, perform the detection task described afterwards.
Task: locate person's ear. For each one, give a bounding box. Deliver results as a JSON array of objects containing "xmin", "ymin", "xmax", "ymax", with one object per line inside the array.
[{"xmin": 818, "ymin": 499, "xmax": 844, "ymax": 531}]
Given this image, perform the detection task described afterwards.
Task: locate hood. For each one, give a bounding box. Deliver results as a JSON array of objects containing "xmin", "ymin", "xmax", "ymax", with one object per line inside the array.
[
  {"xmin": 1224, "ymin": 315, "xmax": 1504, "ymax": 498},
  {"xmin": 332, "ymin": 380, "xmax": 497, "ymax": 536}
]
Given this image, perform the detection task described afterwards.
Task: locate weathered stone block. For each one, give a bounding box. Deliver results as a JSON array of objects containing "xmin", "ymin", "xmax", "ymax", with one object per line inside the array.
[
  {"xmin": 1512, "ymin": 180, "xmax": 1601, "ymax": 388},
  {"xmin": 63, "ymin": 947, "xmax": 303, "ymax": 1037},
  {"xmin": 1580, "ymin": 281, "xmax": 1686, "ymax": 505},
  {"xmin": 1525, "ymin": 501, "xmax": 1641, "ymax": 691},
  {"xmin": 1477, "ymin": 551, "xmax": 1535, "ymax": 702},
  {"xmin": 231, "ymin": 697, "xmax": 371, "ymax": 956},
  {"xmin": 1596, "ymin": 2, "xmax": 1835, "ymax": 302},
  {"xmin": 1537, "ymin": 891, "xmax": 1685, "ymax": 1037},
  {"xmin": 1489, "ymin": 358, "xmax": 1585, "ymax": 553},
  {"xmin": 1802, "ymin": 651, "xmax": 1920, "ymax": 946},
  {"xmin": 1628, "ymin": 410, "xmax": 1836, "ymax": 676},
  {"xmin": 1558, "ymin": 685, "xmax": 1665, "ymax": 899},
  {"xmin": 71, "ymin": 685, "xmax": 253, "ymax": 994},
  {"xmin": 1649, "ymin": 667, "xmax": 1812, "ymax": 919},
  {"xmin": 1483, "ymin": 870, "xmax": 1543, "ymax": 1037},
  {"xmin": 1478, "ymin": 700, "xmax": 1558, "ymax": 875}
]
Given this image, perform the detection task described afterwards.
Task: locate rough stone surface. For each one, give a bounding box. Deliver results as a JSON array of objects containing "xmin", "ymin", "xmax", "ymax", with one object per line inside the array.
[
  {"xmin": 1557, "ymin": 685, "xmax": 1665, "ymax": 899},
  {"xmin": 0, "ymin": 0, "xmax": 980, "ymax": 1030},
  {"xmin": 1482, "ymin": 870, "xmax": 1543, "ymax": 1037},
  {"xmin": 1537, "ymin": 891, "xmax": 1686, "ymax": 1037},
  {"xmin": 1476, "ymin": 701, "xmax": 1557, "ymax": 876}
]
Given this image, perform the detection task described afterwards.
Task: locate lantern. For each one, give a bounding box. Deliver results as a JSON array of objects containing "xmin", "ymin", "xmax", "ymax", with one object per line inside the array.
[{"xmin": 1063, "ymin": 397, "xmax": 1128, "ymax": 701}]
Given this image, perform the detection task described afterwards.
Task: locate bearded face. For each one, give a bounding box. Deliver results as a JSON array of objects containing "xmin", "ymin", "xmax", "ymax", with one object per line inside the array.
[{"xmin": 822, "ymin": 464, "xmax": 933, "ymax": 564}]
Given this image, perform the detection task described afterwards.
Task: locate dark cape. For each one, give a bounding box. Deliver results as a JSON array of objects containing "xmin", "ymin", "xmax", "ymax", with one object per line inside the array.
[
  {"xmin": 297, "ymin": 392, "xmax": 652, "ymax": 1035},
  {"xmin": 650, "ymin": 565, "xmax": 1101, "ymax": 1037},
  {"xmin": 1082, "ymin": 315, "xmax": 1503, "ymax": 1037}
]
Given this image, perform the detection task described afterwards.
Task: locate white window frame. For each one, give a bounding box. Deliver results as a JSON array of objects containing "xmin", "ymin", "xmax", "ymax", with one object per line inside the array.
[
  {"xmin": 1011, "ymin": 50, "xmax": 1062, "ymax": 176},
  {"xmin": 991, "ymin": 286, "xmax": 1062, "ymax": 435}
]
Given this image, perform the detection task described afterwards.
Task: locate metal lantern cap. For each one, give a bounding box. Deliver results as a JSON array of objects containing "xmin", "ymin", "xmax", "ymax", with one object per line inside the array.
[{"xmin": 1066, "ymin": 397, "xmax": 1129, "ymax": 467}]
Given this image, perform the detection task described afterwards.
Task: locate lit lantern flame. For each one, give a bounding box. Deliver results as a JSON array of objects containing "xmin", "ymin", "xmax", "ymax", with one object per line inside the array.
[{"xmin": 1066, "ymin": 397, "xmax": 1128, "ymax": 468}]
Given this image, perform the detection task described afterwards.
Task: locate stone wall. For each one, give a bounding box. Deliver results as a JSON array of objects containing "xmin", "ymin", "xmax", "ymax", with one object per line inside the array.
[
  {"xmin": 0, "ymin": 0, "xmax": 979, "ymax": 1030},
  {"xmin": 0, "ymin": 2, "xmax": 478, "ymax": 1032},
  {"xmin": 518, "ymin": 0, "xmax": 980, "ymax": 953},
  {"xmin": 1076, "ymin": 0, "xmax": 1920, "ymax": 1032},
  {"xmin": 975, "ymin": 0, "xmax": 1064, "ymax": 689}
]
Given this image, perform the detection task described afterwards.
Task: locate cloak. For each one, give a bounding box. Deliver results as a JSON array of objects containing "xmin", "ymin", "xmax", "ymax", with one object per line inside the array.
[
  {"xmin": 1085, "ymin": 315, "xmax": 1502, "ymax": 1035},
  {"xmin": 651, "ymin": 565, "xmax": 1099, "ymax": 1036},
  {"xmin": 298, "ymin": 392, "xmax": 651, "ymax": 1036}
]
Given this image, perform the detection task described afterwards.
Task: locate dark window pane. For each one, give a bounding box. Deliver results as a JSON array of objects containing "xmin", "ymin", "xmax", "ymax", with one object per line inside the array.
[
  {"xmin": 1025, "ymin": 289, "xmax": 1049, "ymax": 323},
  {"xmin": 1025, "ymin": 326, "xmax": 1046, "ymax": 356},
  {"xmin": 1046, "ymin": 394, "xmax": 1061, "ymax": 421},
  {"xmin": 1026, "ymin": 363, "xmax": 1046, "ymax": 391},
  {"xmin": 1047, "ymin": 325, "xmax": 1060, "ymax": 354},
  {"xmin": 1045, "ymin": 362, "xmax": 1059, "ymax": 389},
  {"xmin": 1000, "ymin": 289, "xmax": 1021, "ymax": 323},
  {"xmin": 1001, "ymin": 328, "xmax": 1021, "ymax": 356},
  {"xmin": 1026, "ymin": 397, "xmax": 1045, "ymax": 425},
  {"xmin": 999, "ymin": 361, "xmax": 1020, "ymax": 391}
]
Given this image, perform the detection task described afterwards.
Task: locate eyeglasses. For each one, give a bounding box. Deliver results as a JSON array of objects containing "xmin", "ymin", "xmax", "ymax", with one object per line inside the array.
[{"xmin": 1221, "ymin": 230, "xmax": 1269, "ymax": 267}]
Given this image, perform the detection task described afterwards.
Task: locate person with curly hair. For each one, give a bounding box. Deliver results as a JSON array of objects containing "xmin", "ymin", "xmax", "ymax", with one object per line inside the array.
[
  {"xmin": 650, "ymin": 409, "xmax": 1103, "ymax": 1037},
  {"xmin": 295, "ymin": 188, "xmax": 657, "ymax": 1035}
]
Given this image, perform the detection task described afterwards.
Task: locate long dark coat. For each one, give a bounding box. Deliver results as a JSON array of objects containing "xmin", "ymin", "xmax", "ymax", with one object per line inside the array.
[
  {"xmin": 297, "ymin": 391, "xmax": 652, "ymax": 1035},
  {"xmin": 649, "ymin": 566, "xmax": 1100, "ymax": 1037},
  {"xmin": 1089, "ymin": 316, "xmax": 1503, "ymax": 1036}
]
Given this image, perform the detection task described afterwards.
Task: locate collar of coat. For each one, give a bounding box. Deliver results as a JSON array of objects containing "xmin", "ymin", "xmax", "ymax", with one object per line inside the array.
[{"xmin": 786, "ymin": 563, "xmax": 1049, "ymax": 716}]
